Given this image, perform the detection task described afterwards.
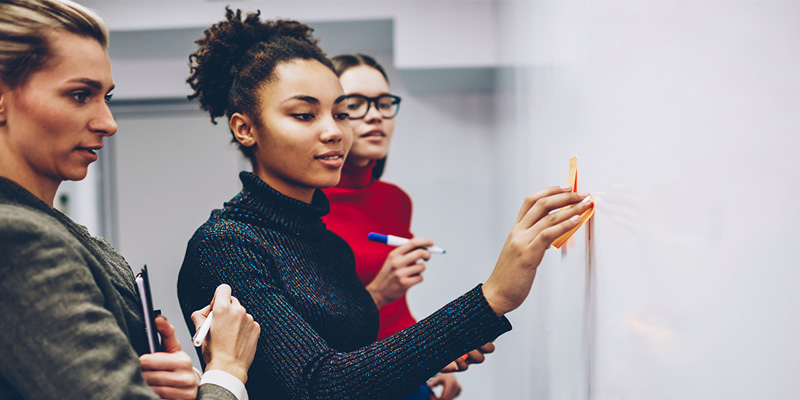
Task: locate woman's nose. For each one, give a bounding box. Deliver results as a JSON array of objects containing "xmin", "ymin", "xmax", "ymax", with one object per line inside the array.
[
  {"xmin": 364, "ymin": 101, "xmax": 383, "ymax": 122},
  {"xmin": 89, "ymin": 103, "xmax": 118, "ymax": 136},
  {"xmin": 320, "ymin": 117, "xmax": 344, "ymax": 143}
]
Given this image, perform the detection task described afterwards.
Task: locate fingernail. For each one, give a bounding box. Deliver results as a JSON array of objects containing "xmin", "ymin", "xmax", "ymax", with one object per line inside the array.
[
  {"xmin": 561, "ymin": 185, "xmax": 573, "ymax": 191},
  {"xmin": 580, "ymin": 196, "xmax": 593, "ymax": 205},
  {"xmin": 570, "ymin": 215, "xmax": 580, "ymax": 222},
  {"xmin": 578, "ymin": 192, "xmax": 589, "ymax": 197}
]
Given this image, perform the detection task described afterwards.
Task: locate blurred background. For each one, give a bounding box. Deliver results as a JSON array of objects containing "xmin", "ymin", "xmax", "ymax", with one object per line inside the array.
[{"xmin": 64, "ymin": 1, "xmax": 800, "ymax": 399}]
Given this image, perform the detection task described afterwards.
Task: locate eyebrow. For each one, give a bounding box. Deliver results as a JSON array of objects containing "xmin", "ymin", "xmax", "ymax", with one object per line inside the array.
[
  {"xmin": 286, "ymin": 95, "xmax": 319, "ymax": 105},
  {"xmin": 284, "ymin": 95, "xmax": 348, "ymax": 105},
  {"xmin": 67, "ymin": 78, "xmax": 115, "ymax": 92}
]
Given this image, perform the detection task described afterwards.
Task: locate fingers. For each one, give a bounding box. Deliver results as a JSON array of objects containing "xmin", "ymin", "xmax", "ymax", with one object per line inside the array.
[
  {"xmin": 190, "ymin": 307, "xmax": 210, "ymax": 332},
  {"xmin": 515, "ymin": 185, "xmax": 573, "ymax": 223},
  {"xmin": 154, "ymin": 315, "xmax": 181, "ymax": 353},
  {"xmin": 147, "ymin": 384, "xmax": 198, "ymax": 400},
  {"xmin": 390, "ymin": 247, "xmax": 432, "ymax": 266},
  {"xmin": 454, "ymin": 356, "xmax": 469, "ymax": 371},
  {"xmin": 430, "ymin": 373, "xmax": 461, "ymax": 400},
  {"xmin": 399, "ymin": 237, "xmax": 435, "ymax": 252},
  {"xmin": 211, "ymin": 284, "xmax": 232, "ymax": 310},
  {"xmin": 193, "ymin": 284, "xmax": 236, "ymax": 331},
  {"xmin": 395, "ymin": 262, "xmax": 426, "ymax": 278},
  {"xmin": 140, "ymin": 352, "xmax": 198, "ymax": 398},
  {"xmin": 477, "ymin": 342, "xmax": 495, "ymax": 354},
  {"xmin": 439, "ymin": 361, "xmax": 459, "ymax": 373},
  {"xmin": 518, "ymin": 190, "xmax": 587, "ymax": 229},
  {"xmin": 532, "ymin": 196, "xmax": 593, "ymax": 249},
  {"xmin": 464, "ymin": 348, "xmax": 486, "ymax": 364},
  {"xmin": 389, "ymin": 237, "xmax": 434, "ymax": 261},
  {"xmin": 139, "ymin": 351, "xmax": 193, "ymax": 372}
]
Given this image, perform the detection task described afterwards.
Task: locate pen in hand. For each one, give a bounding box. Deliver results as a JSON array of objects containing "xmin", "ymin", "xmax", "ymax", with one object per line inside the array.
[
  {"xmin": 367, "ymin": 232, "xmax": 446, "ymax": 254},
  {"xmin": 193, "ymin": 311, "xmax": 213, "ymax": 347}
]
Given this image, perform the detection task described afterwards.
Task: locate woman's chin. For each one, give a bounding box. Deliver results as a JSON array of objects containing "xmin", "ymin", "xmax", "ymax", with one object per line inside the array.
[
  {"xmin": 318, "ymin": 176, "xmax": 341, "ymax": 189},
  {"xmin": 63, "ymin": 169, "xmax": 90, "ymax": 183}
]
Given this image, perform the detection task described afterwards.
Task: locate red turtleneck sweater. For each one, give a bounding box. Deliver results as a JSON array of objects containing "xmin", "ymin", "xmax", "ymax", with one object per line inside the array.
[{"xmin": 322, "ymin": 162, "xmax": 417, "ymax": 340}]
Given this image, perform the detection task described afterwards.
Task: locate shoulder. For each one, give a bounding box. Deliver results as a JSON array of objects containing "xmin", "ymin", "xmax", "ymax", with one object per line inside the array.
[
  {"xmin": 372, "ymin": 180, "xmax": 413, "ymax": 212},
  {"xmin": 373, "ymin": 180, "xmax": 411, "ymax": 200},
  {"xmin": 189, "ymin": 211, "xmax": 260, "ymax": 248},
  {"xmin": 182, "ymin": 211, "xmax": 277, "ymax": 269},
  {"xmin": 0, "ymin": 204, "xmax": 80, "ymax": 252}
]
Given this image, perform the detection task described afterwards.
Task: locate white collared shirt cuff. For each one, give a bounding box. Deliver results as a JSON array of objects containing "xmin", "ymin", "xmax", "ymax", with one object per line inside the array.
[{"xmin": 200, "ymin": 369, "xmax": 249, "ymax": 400}]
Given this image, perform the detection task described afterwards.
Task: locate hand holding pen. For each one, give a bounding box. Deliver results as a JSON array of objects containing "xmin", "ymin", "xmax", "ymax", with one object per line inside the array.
[
  {"xmin": 190, "ymin": 284, "xmax": 260, "ymax": 384},
  {"xmin": 365, "ymin": 235, "xmax": 439, "ymax": 308}
]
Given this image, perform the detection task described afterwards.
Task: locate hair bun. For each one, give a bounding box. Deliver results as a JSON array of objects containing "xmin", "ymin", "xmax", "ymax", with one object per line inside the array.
[{"xmin": 186, "ymin": 7, "xmax": 322, "ymax": 123}]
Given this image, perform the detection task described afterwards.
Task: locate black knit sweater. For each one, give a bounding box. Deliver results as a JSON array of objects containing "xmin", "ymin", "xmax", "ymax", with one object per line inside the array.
[{"xmin": 178, "ymin": 172, "xmax": 511, "ymax": 400}]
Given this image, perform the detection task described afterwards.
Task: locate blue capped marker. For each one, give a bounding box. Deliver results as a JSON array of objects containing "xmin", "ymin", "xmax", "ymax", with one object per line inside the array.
[{"xmin": 367, "ymin": 232, "xmax": 446, "ymax": 254}]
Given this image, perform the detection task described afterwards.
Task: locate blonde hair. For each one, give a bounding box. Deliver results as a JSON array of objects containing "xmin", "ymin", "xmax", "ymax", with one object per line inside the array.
[{"xmin": 0, "ymin": 0, "xmax": 108, "ymax": 87}]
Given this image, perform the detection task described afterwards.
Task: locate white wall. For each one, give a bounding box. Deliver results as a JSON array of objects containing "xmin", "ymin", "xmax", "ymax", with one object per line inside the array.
[{"xmin": 509, "ymin": 2, "xmax": 800, "ymax": 399}]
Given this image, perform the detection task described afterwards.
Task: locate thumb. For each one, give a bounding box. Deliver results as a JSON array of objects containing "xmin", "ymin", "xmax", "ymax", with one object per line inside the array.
[{"xmin": 154, "ymin": 315, "xmax": 181, "ymax": 353}]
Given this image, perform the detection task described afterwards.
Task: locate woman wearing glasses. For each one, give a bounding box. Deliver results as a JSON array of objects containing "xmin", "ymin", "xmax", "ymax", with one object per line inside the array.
[
  {"xmin": 322, "ymin": 54, "xmax": 464, "ymax": 400},
  {"xmin": 178, "ymin": 8, "xmax": 593, "ymax": 400}
]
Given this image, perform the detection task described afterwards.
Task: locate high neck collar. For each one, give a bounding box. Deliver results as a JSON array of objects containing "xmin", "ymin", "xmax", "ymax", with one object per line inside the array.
[
  {"xmin": 226, "ymin": 171, "xmax": 330, "ymax": 237},
  {"xmin": 0, "ymin": 176, "xmax": 49, "ymax": 212},
  {"xmin": 0, "ymin": 176, "xmax": 98, "ymax": 245},
  {"xmin": 337, "ymin": 160, "xmax": 376, "ymax": 189}
]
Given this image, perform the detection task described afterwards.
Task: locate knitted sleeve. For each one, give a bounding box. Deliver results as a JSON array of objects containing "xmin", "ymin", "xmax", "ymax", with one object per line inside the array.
[{"xmin": 179, "ymin": 227, "xmax": 511, "ymax": 400}]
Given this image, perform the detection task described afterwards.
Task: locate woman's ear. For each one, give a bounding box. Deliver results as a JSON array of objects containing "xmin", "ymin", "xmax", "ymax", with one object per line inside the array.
[
  {"xmin": 0, "ymin": 98, "xmax": 5, "ymax": 126},
  {"xmin": 230, "ymin": 112, "xmax": 257, "ymax": 148},
  {"xmin": 0, "ymin": 83, "xmax": 8, "ymax": 126}
]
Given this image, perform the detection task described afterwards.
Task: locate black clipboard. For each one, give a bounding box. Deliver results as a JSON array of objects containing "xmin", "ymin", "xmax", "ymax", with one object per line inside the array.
[{"xmin": 135, "ymin": 265, "xmax": 163, "ymax": 353}]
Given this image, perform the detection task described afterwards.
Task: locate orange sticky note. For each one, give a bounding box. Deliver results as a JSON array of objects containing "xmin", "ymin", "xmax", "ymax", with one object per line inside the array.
[{"xmin": 551, "ymin": 157, "xmax": 594, "ymax": 249}]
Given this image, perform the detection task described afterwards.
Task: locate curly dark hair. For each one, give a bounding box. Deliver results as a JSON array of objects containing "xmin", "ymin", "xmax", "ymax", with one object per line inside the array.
[{"xmin": 186, "ymin": 7, "xmax": 334, "ymax": 161}]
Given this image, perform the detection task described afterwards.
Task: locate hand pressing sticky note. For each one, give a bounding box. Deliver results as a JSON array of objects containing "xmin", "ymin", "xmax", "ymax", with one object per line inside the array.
[{"xmin": 551, "ymin": 157, "xmax": 594, "ymax": 249}]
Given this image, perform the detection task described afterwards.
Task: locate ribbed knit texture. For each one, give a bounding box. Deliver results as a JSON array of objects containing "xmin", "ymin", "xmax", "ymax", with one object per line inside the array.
[
  {"xmin": 322, "ymin": 161, "xmax": 418, "ymax": 339},
  {"xmin": 178, "ymin": 172, "xmax": 512, "ymax": 400}
]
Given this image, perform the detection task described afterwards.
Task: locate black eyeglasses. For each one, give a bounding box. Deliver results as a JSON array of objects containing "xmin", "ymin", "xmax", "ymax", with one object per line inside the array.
[{"xmin": 345, "ymin": 94, "xmax": 402, "ymax": 119}]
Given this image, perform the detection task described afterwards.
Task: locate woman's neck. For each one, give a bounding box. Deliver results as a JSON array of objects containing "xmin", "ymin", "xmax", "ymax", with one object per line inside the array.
[
  {"xmin": 0, "ymin": 158, "xmax": 59, "ymax": 207},
  {"xmin": 346, "ymin": 152, "xmax": 377, "ymax": 168},
  {"xmin": 252, "ymin": 166, "xmax": 315, "ymax": 204}
]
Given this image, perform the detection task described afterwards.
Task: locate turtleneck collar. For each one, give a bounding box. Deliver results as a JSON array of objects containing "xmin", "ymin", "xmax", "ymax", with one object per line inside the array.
[
  {"xmin": 337, "ymin": 160, "xmax": 376, "ymax": 189},
  {"xmin": 224, "ymin": 171, "xmax": 330, "ymax": 237}
]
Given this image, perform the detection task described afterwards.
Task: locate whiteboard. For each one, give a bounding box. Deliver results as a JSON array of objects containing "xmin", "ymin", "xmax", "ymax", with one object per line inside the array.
[{"xmin": 509, "ymin": 2, "xmax": 800, "ymax": 399}]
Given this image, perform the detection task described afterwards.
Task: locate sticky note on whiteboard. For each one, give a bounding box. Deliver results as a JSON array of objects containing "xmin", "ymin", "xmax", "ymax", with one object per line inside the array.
[{"xmin": 551, "ymin": 157, "xmax": 594, "ymax": 249}]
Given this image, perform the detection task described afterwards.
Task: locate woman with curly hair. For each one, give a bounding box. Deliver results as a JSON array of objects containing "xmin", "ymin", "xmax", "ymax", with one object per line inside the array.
[
  {"xmin": 177, "ymin": 7, "xmax": 593, "ymax": 400},
  {"xmin": 0, "ymin": 1, "xmax": 260, "ymax": 399}
]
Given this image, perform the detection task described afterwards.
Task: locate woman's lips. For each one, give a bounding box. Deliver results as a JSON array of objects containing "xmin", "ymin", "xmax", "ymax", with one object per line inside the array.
[
  {"xmin": 76, "ymin": 146, "xmax": 100, "ymax": 162},
  {"xmin": 360, "ymin": 130, "xmax": 386, "ymax": 142},
  {"xmin": 315, "ymin": 151, "xmax": 344, "ymax": 168},
  {"xmin": 360, "ymin": 130, "xmax": 385, "ymax": 138}
]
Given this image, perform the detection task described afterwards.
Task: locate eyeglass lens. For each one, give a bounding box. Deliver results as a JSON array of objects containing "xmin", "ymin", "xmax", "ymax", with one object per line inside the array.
[{"xmin": 347, "ymin": 95, "xmax": 400, "ymax": 119}]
